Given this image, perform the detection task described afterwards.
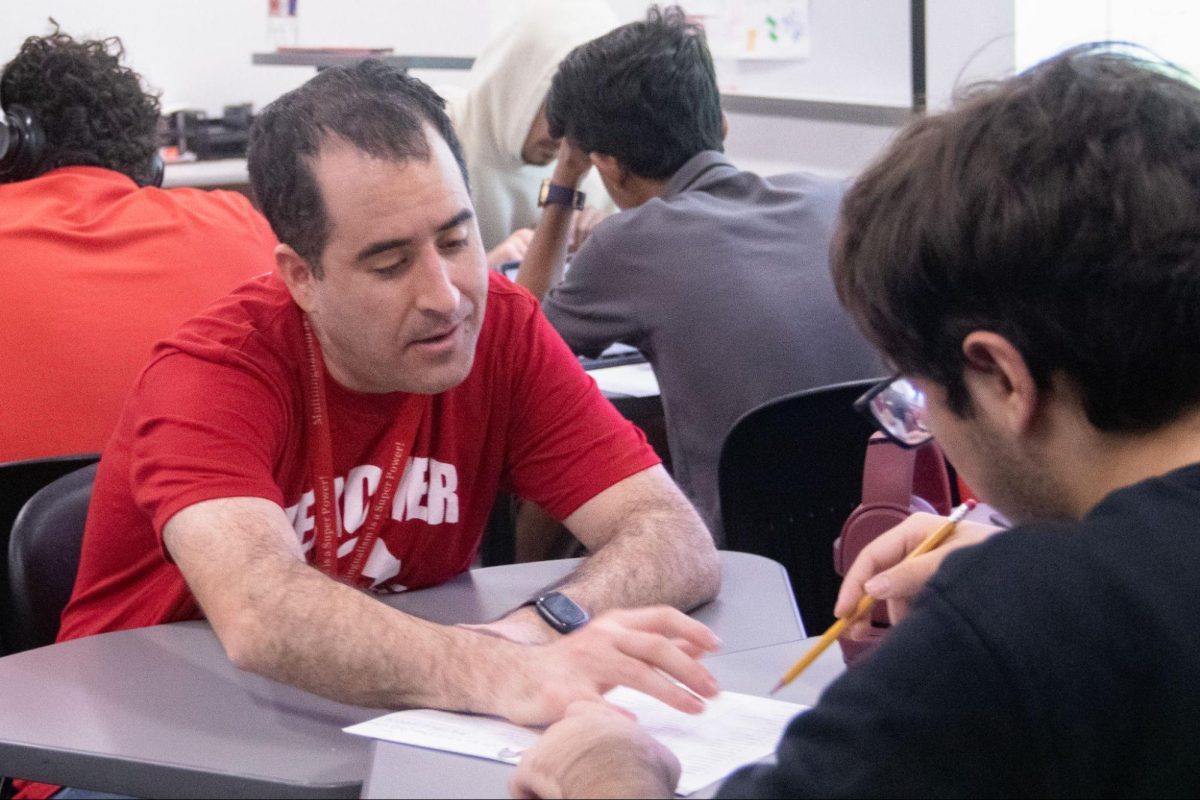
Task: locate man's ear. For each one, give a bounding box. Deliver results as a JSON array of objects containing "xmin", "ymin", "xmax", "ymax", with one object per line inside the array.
[
  {"xmin": 589, "ymin": 153, "xmax": 626, "ymax": 189},
  {"xmin": 275, "ymin": 243, "xmax": 319, "ymax": 313},
  {"xmin": 960, "ymin": 331, "xmax": 1039, "ymax": 435},
  {"xmin": 721, "ymin": 111, "xmax": 729, "ymax": 142}
]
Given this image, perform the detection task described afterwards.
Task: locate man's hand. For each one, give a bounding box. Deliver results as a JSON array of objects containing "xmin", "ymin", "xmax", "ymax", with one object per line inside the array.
[
  {"xmin": 834, "ymin": 512, "xmax": 1003, "ymax": 638},
  {"xmin": 490, "ymin": 606, "xmax": 720, "ymax": 727},
  {"xmin": 568, "ymin": 207, "xmax": 607, "ymax": 252},
  {"xmin": 488, "ymin": 228, "xmax": 536, "ymax": 271},
  {"xmin": 510, "ymin": 701, "xmax": 679, "ymax": 799}
]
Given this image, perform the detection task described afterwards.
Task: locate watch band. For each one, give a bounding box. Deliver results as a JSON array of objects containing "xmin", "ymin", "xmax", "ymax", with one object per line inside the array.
[
  {"xmin": 533, "ymin": 591, "xmax": 590, "ymax": 634},
  {"xmin": 538, "ymin": 178, "xmax": 586, "ymax": 210}
]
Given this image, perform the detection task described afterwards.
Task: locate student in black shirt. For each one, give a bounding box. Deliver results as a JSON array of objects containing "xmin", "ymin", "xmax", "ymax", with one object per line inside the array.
[{"xmin": 510, "ymin": 43, "xmax": 1200, "ymax": 799}]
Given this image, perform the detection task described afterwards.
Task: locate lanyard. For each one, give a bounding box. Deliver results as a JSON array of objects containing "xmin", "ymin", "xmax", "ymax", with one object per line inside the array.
[{"xmin": 302, "ymin": 315, "xmax": 427, "ymax": 587}]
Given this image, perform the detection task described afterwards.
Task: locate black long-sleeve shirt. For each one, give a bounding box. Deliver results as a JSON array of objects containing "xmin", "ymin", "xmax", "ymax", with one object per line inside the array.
[{"xmin": 719, "ymin": 464, "xmax": 1200, "ymax": 798}]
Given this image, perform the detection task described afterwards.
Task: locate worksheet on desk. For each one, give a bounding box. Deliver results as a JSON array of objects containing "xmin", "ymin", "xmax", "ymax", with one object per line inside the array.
[
  {"xmin": 588, "ymin": 361, "xmax": 660, "ymax": 397},
  {"xmin": 344, "ymin": 687, "xmax": 808, "ymax": 796}
]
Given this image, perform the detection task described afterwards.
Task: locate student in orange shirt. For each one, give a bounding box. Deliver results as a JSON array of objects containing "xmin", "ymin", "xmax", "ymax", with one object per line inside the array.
[{"xmin": 0, "ymin": 26, "xmax": 277, "ymax": 462}]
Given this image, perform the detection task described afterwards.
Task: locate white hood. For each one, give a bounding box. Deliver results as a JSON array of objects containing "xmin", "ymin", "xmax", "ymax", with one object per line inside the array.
[{"xmin": 445, "ymin": 0, "xmax": 619, "ymax": 250}]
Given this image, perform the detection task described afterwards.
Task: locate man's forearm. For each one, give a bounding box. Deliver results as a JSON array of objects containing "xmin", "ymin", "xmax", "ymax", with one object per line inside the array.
[
  {"xmin": 487, "ymin": 488, "xmax": 719, "ymax": 645},
  {"xmin": 558, "ymin": 487, "xmax": 720, "ymax": 616},
  {"xmin": 488, "ymin": 470, "xmax": 720, "ymax": 645},
  {"xmin": 168, "ymin": 498, "xmax": 524, "ymax": 712},
  {"xmin": 226, "ymin": 555, "xmax": 520, "ymax": 711}
]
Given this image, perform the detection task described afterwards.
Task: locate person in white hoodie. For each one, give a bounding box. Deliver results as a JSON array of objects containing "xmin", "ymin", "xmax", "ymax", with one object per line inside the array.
[{"xmin": 443, "ymin": 0, "xmax": 617, "ymax": 270}]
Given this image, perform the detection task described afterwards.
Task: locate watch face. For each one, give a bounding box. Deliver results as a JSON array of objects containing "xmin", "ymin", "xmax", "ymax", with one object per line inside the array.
[{"xmin": 539, "ymin": 592, "xmax": 588, "ymax": 630}]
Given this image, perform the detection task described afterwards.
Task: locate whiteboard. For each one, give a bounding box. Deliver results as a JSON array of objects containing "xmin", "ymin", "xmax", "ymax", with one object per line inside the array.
[
  {"xmin": 607, "ymin": 0, "xmax": 916, "ymax": 109},
  {"xmin": 716, "ymin": 0, "xmax": 914, "ymax": 107}
]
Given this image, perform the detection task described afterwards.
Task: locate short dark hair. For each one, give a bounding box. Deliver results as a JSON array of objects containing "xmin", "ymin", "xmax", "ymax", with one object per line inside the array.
[
  {"xmin": 247, "ymin": 59, "xmax": 468, "ymax": 276},
  {"xmin": 832, "ymin": 45, "xmax": 1200, "ymax": 432},
  {"xmin": 0, "ymin": 24, "xmax": 160, "ymax": 184},
  {"xmin": 546, "ymin": 4, "xmax": 723, "ymax": 180}
]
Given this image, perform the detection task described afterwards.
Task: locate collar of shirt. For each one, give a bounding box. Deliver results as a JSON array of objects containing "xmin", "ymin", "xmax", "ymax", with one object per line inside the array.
[{"xmin": 662, "ymin": 150, "xmax": 738, "ymax": 199}]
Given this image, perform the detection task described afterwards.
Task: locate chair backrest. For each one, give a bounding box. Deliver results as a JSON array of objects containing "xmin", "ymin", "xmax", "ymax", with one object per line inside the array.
[
  {"xmin": 718, "ymin": 379, "xmax": 880, "ymax": 635},
  {"xmin": 3, "ymin": 462, "xmax": 98, "ymax": 654},
  {"xmin": 0, "ymin": 454, "xmax": 100, "ymax": 653}
]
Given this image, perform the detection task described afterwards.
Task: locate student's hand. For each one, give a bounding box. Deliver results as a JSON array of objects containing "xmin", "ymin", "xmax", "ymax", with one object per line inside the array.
[
  {"xmin": 488, "ymin": 228, "xmax": 536, "ymax": 271},
  {"xmin": 492, "ymin": 606, "xmax": 721, "ymax": 727},
  {"xmin": 510, "ymin": 701, "xmax": 679, "ymax": 799},
  {"xmin": 551, "ymin": 139, "xmax": 594, "ymax": 187},
  {"xmin": 568, "ymin": 207, "xmax": 607, "ymax": 252},
  {"xmin": 834, "ymin": 512, "xmax": 1003, "ymax": 637}
]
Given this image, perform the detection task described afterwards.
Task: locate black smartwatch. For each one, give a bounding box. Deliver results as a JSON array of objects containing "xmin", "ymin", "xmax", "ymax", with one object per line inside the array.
[
  {"xmin": 537, "ymin": 178, "xmax": 587, "ymax": 210},
  {"xmin": 532, "ymin": 591, "xmax": 589, "ymax": 634}
]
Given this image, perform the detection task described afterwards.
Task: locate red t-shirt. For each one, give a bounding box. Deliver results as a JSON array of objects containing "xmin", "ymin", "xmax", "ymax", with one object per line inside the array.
[
  {"xmin": 0, "ymin": 166, "xmax": 277, "ymax": 461},
  {"xmin": 57, "ymin": 270, "xmax": 658, "ymax": 640}
]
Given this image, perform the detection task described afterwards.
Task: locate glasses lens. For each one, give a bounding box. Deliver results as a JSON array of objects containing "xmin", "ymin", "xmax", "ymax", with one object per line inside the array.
[{"xmin": 869, "ymin": 377, "xmax": 931, "ymax": 446}]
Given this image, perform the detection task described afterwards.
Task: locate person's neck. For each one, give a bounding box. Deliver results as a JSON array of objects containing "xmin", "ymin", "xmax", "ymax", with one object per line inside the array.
[
  {"xmin": 307, "ymin": 313, "xmax": 384, "ymax": 394},
  {"xmin": 1054, "ymin": 404, "xmax": 1200, "ymax": 517}
]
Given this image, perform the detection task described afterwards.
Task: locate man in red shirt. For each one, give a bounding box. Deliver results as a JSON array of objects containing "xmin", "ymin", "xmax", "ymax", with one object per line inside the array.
[
  {"xmin": 0, "ymin": 27, "xmax": 277, "ymax": 462},
  {"xmin": 58, "ymin": 58, "xmax": 721, "ymax": 739}
]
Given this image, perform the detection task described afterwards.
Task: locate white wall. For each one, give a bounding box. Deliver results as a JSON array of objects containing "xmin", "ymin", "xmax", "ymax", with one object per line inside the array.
[
  {"xmin": 0, "ymin": 1, "xmax": 1019, "ymax": 178},
  {"xmin": 1015, "ymin": 0, "xmax": 1200, "ymax": 78},
  {"xmin": 926, "ymin": 0, "xmax": 1015, "ymax": 111},
  {"xmin": 0, "ymin": 1, "xmax": 501, "ymax": 115},
  {"xmin": 722, "ymin": 107, "xmax": 897, "ymax": 179}
]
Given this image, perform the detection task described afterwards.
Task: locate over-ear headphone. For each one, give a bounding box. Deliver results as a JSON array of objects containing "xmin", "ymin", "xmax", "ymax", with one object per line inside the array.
[
  {"xmin": 833, "ymin": 433, "xmax": 952, "ymax": 664},
  {"xmin": 0, "ymin": 84, "xmax": 163, "ymax": 187},
  {"xmin": 146, "ymin": 149, "xmax": 164, "ymax": 188},
  {"xmin": 0, "ymin": 102, "xmax": 47, "ymax": 183}
]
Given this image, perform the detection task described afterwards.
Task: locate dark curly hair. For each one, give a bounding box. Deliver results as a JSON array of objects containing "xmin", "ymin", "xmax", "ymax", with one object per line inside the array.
[{"xmin": 1, "ymin": 23, "xmax": 160, "ymax": 184}]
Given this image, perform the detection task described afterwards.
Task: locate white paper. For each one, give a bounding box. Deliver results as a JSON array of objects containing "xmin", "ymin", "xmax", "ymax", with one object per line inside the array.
[
  {"xmin": 606, "ymin": 687, "xmax": 805, "ymax": 794},
  {"xmin": 345, "ymin": 688, "xmax": 807, "ymax": 796},
  {"xmin": 345, "ymin": 707, "xmax": 539, "ymax": 764},
  {"xmin": 589, "ymin": 361, "xmax": 660, "ymax": 397}
]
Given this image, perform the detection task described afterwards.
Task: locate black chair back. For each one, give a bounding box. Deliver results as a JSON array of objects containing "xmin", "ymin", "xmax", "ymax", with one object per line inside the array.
[
  {"xmin": 4, "ymin": 462, "xmax": 97, "ymax": 654},
  {"xmin": 718, "ymin": 379, "xmax": 880, "ymax": 635},
  {"xmin": 0, "ymin": 454, "xmax": 100, "ymax": 653}
]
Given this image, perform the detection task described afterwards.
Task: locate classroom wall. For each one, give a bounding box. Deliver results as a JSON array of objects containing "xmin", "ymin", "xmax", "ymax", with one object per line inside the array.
[
  {"xmin": 0, "ymin": 0, "xmax": 501, "ymax": 116},
  {"xmin": 722, "ymin": 0, "xmax": 1015, "ymax": 179},
  {"xmin": 0, "ymin": 1, "xmax": 1017, "ymax": 179}
]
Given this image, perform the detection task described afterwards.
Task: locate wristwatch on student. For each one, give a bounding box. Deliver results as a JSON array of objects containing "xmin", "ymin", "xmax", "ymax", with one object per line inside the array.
[
  {"xmin": 532, "ymin": 591, "xmax": 590, "ymax": 634},
  {"xmin": 538, "ymin": 178, "xmax": 587, "ymax": 210}
]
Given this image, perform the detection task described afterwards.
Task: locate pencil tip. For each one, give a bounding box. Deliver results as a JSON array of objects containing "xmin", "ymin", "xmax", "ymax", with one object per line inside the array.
[{"xmin": 769, "ymin": 681, "xmax": 783, "ymax": 695}]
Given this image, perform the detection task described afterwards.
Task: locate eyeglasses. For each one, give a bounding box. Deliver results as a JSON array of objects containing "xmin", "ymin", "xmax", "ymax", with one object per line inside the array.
[{"xmin": 853, "ymin": 374, "xmax": 934, "ymax": 448}]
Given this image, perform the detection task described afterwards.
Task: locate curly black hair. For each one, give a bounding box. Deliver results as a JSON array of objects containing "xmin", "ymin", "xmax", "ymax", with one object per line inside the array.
[{"xmin": 1, "ymin": 23, "xmax": 160, "ymax": 183}]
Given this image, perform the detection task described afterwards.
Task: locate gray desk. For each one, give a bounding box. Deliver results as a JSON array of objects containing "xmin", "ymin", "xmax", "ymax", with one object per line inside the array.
[
  {"xmin": 362, "ymin": 638, "xmax": 846, "ymax": 798},
  {"xmin": 0, "ymin": 551, "xmax": 800, "ymax": 798}
]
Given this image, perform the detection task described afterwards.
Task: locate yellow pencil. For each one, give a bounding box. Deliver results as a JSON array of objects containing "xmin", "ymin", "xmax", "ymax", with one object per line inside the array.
[{"xmin": 770, "ymin": 500, "xmax": 977, "ymax": 694}]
